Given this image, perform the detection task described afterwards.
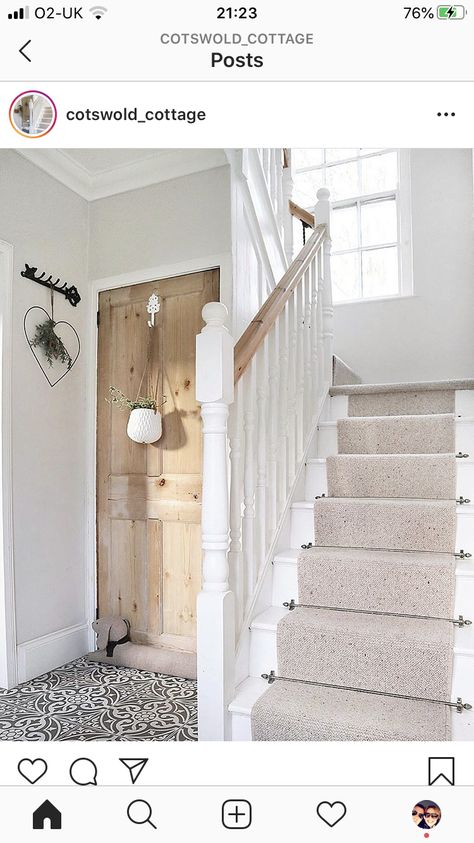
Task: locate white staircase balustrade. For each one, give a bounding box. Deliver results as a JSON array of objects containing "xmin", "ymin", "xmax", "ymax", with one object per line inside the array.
[{"xmin": 196, "ymin": 193, "xmax": 334, "ymax": 740}]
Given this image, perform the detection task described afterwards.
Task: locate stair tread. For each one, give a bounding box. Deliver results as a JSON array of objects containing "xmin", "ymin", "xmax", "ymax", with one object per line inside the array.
[
  {"xmin": 330, "ymin": 378, "xmax": 474, "ymax": 396},
  {"xmin": 281, "ymin": 606, "xmax": 450, "ymax": 642},
  {"xmin": 229, "ymin": 677, "xmax": 268, "ymax": 714},
  {"xmin": 251, "ymin": 681, "xmax": 451, "ymax": 740}
]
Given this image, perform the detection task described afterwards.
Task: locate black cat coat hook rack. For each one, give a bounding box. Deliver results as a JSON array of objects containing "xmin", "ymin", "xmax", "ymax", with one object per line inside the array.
[{"xmin": 21, "ymin": 263, "xmax": 81, "ymax": 307}]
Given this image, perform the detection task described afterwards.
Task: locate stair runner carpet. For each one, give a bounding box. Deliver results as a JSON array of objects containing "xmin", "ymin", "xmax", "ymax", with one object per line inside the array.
[{"xmin": 252, "ymin": 381, "xmax": 462, "ymax": 741}]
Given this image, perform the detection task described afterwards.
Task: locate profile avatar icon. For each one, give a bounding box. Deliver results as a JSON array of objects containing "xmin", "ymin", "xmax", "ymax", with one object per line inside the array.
[
  {"xmin": 9, "ymin": 90, "xmax": 57, "ymax": 138},
  {"xmin": 412, "ymin": 800, "xmax": 442, "ymax": 836}
]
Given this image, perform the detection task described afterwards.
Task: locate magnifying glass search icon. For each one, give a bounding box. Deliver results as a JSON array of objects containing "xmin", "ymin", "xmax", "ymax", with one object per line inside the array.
[{"xmin": 127, "ymin": 799, "xmax": 157, "ymax": 830}]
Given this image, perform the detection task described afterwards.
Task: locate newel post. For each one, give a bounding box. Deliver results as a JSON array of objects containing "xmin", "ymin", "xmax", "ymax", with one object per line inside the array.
[
  {"xmin": 315, "ymin": 187, "xmax": 334, "ymax": 385},
  {"xmin": 196, "ymin": 301, "xmax": 235, "ymax": 740}
]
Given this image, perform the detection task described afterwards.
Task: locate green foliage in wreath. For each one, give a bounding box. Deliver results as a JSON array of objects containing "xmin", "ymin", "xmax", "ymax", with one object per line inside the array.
[{"xmin": 30, "ymin": 318, "xmax": 73, "ymax": 369}]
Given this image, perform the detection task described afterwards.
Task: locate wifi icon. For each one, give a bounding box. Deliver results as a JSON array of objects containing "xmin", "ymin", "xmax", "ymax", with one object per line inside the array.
[{"xmin": 90, "ymin": 5, "xmax": 107, "ymax": 18}]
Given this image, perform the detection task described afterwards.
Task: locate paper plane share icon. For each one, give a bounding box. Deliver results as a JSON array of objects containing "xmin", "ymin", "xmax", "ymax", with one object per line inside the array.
[{"xmin": 120, "ymin": 758, "xmax": 149, "ymax": 784}]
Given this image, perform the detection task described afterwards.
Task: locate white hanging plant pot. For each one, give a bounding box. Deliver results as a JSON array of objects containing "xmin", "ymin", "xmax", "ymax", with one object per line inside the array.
[{"xmin": 127, "ymin": 408, "xmax": 162, "ymax": 444}]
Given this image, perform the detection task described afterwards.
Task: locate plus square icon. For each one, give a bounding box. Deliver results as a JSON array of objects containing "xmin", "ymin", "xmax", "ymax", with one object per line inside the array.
[{"xmin": 222, "ymin": 800, "xmax": 252, "ymax": 829}]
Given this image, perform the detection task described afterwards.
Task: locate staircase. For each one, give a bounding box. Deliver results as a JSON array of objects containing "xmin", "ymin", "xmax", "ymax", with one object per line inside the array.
[
  {"xmin": 231, "ymin": 378, "xmax": 474, "ymax": 741},
  {"xmin": 35, "ymin": 104, "xmax": 53, "ymax": 133},
  {"xmin": 195, "ymin": 174, "xmax": 474, "ymax": 742}
]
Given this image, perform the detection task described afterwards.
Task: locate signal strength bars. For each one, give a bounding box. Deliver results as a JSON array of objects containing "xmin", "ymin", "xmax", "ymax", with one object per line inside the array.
[{"xmin": 8, "ymin": 5, "xmax": 29, "ymax": 18}]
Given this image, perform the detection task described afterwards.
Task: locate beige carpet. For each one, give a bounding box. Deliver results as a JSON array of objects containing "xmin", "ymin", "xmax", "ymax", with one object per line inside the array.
[
  {"xmin": 327, "ymin": 453, "xmax": 456, "ymax": 499},
  {"xmin": 251, "ymin": 377, "xmax": 464, "ymax": 741}
]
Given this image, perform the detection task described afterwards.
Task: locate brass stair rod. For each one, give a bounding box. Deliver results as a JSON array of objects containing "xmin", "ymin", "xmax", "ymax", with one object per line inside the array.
[
  {"xmin": 283, "ymin": 599, "xmax": 472, "ymax": 627},
  {"xmin": 261, "ymin": 671, "xmax": 473, "ymax": 713}
]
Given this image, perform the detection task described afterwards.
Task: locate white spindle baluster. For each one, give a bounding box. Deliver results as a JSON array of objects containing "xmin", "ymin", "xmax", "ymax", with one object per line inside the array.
[
  {"xmin": 196, "ymin": 302, "xmax": 235, "ymax": 741},
  {"xmin": 269, "ymin": 148, "xmax": 277, "ymax": 214},
  {"xmin": 295, "ymin": 274, "xmax": 305, "ymax": 462},
  {"xmin": 287, "ymin": 291, "xmax": 297, "ymax": 486},
  {"xmin": 303, "ymin": 266, "xmax": 313, "ymax": 436},
  {"xmin": 228, "ymin": 380, "xmax": 244, "ymax": 630},
  {"xmin": 282, "ymin": 150, "xmax": 295, "ymax": 264},
  {"xmin": 310, "ymin": 255, "xmax": 320, "ymax": 415},
  {"xmin": 256, "ymin": 341, "xmax": 268, "ymax": 576},
  {"xmin": 267, "ymin": 322, "xmax": 279, "ymax": 545},
  {"xmin": 242, "ymin": 356, "xmax": 257, "ymax": 609},
  {"xmin": 277, "ymin": 303, "xmax": 289, "ymax": 516},
  {"xmin": 315, "ymin": 188, "xmax": 334, "ymax": 384}
]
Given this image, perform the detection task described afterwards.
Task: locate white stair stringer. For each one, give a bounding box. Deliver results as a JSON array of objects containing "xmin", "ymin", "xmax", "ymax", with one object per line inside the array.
[{"xmin": 229, "ymin": 390, "xmax": 474, "ymax": 741}]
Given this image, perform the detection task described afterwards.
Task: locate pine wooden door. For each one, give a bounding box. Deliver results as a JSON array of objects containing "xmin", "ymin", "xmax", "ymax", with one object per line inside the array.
[{"xmin": 97, "ymin": 269, "xmax": 219, "ymax": 652}]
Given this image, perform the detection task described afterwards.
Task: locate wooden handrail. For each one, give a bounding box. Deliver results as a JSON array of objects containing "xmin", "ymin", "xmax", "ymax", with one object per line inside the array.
[
  {"xmin": 289, "ymin": 200, "xmax": 315, "ymax": 229},
  {"xmin": 234, "ymin": 224, "xmax": 326, "ymax": 383}
]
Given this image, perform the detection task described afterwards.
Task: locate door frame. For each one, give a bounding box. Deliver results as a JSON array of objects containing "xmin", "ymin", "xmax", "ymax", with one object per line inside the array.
[
  {"xmin": 85, "ymin": 254, "xmax": 231, "ymax": 649},
  {"xmin": 0, "ymin": 239, "xmax": 18, "ymax": 688}
]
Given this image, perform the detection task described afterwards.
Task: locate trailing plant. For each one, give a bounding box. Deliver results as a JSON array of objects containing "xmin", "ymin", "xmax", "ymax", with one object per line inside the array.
[
  {"xmin": 108, "ymin": 386, "xmax": 167, "ymax": 412},
  {"xmin": 30, "ymin": 317, "xmax": 73, "ymax": 369}
]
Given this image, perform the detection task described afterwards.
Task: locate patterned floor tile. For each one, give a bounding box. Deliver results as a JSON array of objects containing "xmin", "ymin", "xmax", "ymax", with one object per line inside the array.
[{"xmin": 0, "ymin": 659, "xmax": 197, "ymax": 741}]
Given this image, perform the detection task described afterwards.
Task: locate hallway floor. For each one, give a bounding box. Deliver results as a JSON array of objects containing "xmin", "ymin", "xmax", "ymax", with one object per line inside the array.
[{"xmin": 0, "ymin": 658, "xmax": 197, "ymax": 741}]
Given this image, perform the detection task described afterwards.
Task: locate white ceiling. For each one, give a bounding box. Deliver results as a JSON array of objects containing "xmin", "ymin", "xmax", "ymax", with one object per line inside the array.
[{"xmin": 17, "ymin": 148, "xmax": 228, "ymax": 201}]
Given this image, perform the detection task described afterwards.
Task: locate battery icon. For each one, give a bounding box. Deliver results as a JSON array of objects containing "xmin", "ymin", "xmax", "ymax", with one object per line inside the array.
[{"xmin": 437, "ymin": 5, "xmax": 465, "ymax": 17}]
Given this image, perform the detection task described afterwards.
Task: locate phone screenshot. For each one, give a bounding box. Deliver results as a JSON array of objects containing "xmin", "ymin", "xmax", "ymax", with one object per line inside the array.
[{"xmin": 0, "ymin": 1, "xmax": 473, "ymax": 839}]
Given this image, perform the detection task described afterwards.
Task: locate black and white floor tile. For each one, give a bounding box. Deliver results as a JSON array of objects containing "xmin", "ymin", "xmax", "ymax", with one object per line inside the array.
[{"xmin": 0, "ymin": 658, "xmax": 197, "ymax": 741}]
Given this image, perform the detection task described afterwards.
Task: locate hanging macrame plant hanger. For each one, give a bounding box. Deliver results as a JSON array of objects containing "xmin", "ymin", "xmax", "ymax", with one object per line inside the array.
[{"xmin": 126, "ymin": 294, "xmax": 166, "ymax": 444}]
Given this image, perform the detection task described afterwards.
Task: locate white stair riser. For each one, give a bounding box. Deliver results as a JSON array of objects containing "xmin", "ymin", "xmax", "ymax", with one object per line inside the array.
[
  {"xmin": 290, "ymin": 502, "xmax": 474, "ymax": 551},
  {"xmin": 316, "ymin": 419, "xmax": 474, "ymax": 459},
  {"xmin": 271, "ymin": 562, "xmax": 474, "ymax": 649},
  {"xmin": 305, "ymin": 458, "xmax": 474, "ymax": 502},
  {"xmin": 232, "ymin": 712, "xmax": 253, "ymax": 741},
  {"xmin": 328, "ymin": 395, "xmax": 348, "ymax": 420},
  {"xmin": 456, "ymin": 391, "xmax": 474, "ymax": 416}
]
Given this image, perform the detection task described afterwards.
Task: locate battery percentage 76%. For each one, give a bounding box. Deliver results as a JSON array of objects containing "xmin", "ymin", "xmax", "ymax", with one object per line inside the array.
[{"xmin": 403, "ymin": 6, "xmax": 435, "ymax": 17}]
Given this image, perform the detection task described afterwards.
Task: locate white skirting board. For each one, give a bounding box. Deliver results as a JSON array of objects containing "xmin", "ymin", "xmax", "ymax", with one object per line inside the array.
[{"xmin": 17, "ymin": 622, "xmax": 90, "ymax": 684}]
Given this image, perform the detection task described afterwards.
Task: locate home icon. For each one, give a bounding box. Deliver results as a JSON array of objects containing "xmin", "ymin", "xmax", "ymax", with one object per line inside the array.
[{"xmin": 32, "ymin": 800, "xmax": 62, "ymax": 830}]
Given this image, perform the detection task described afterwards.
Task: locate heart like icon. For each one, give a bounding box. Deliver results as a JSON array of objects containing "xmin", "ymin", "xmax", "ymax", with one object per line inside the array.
[
  {"xmin": 316, "ymin": 801, "xmax": 347, "ymax": 828},
  {"xmin": 24, "ymin": 306, "xmax": 80, "ymax": 388},
  {"xmin": 18, "ymin": 758, "xmax": 48, "ymax": 784}
]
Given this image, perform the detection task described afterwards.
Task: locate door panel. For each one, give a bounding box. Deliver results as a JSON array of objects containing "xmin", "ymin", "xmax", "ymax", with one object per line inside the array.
[{"xmin": 97, "ymin": 269, "xmax": 219, "ymax": 652}]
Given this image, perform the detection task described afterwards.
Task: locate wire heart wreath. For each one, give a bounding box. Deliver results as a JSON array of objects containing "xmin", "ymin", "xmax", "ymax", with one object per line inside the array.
[{"xmin": 24, "ymin": 305, "xmax": 80, "ymax": 388}]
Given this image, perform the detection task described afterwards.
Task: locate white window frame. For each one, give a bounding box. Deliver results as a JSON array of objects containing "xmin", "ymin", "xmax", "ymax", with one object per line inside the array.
[{"xmin": 294, "ymin": 149, "xmax": 413, "ymax": 304}]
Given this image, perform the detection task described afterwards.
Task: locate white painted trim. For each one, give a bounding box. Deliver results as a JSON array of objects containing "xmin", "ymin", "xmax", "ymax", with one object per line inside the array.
[
  {"xmin": 17, "ymin": 622, "xmax": 90, "ymax": 684},
  {"xmin": 85, "ymin": 254, "xmax": 232, "ymax": 650},
  {"xmin": 16, "ymin": 149, "xmax": 228, "ymax": 201},
  {"xmin": 0, "ymin": 239, "xmax": 18, "ymax": 689}
]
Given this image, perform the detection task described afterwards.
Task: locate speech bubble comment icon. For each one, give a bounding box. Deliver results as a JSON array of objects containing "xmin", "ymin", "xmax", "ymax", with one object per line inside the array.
[{"xmin": 69, "ymin": 758, "xmax": 98, "ymax": 786}]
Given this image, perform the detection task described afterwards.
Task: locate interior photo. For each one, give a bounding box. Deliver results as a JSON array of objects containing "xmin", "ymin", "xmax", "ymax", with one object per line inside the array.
[{"xmin": 0, "ymin": 147, "xmax": 473, "ymax": 742}]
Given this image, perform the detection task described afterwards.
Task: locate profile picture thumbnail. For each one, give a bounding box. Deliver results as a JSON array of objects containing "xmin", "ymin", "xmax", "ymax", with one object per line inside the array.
[
  {"xmin": 412, "ymin": 800, "xmax": 442, "ymax": 831},
  {"xmin": 9, "ymin": 90, "xmax": 57, "ymax": 138}
]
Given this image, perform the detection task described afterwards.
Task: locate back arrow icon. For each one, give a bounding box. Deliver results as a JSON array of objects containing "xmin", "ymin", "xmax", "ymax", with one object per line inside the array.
[{"xmin": 19, "ymin": 40, "xmax": 32, "ymax": 62}]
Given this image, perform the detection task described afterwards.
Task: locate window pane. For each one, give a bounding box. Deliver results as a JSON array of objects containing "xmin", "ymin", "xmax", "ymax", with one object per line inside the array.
[
  {"xmin": 325, "ymin": 161, "xmax": 359, "ymax": 202},
  {"xmin": 361, "ymin": 199, "xmax": 398, "ymax": 247},
  {"xmin": 332, "ymin": 205, "xmax": 358, "ymax": 252},
  {"xmin": 293, "ymin": 149, "xmax": 324, "ymax": 170},
  {"xmin": 331, "ymin": 252, "xmax": 360, "ymax": 302},
  {"xmin": 292, "ymin": 168, "xmax": 323, "ymax": 209},
  {"xmin": 362, "ymin": 247, "xmax": 399, "ymax": 298},
  {"xmin": 325, "ymin": 148, "xmax": 358, "ymax": 163},
  {"xmin": 361, "ymin": 152, "xmax": 398, "ymax": 195}
]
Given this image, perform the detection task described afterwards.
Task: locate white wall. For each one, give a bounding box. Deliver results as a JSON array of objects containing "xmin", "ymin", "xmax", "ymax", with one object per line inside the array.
[
  {"xmin": 88, "ymin": 166, "xmax": 232, "ymax": 282},
  {"xmin": 334, "ymin": 149, "xmax": 474, "ymax": 383},
  {"xmin": 0, "ymin": 151, "xmax": 90, "ymax": 680}
]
